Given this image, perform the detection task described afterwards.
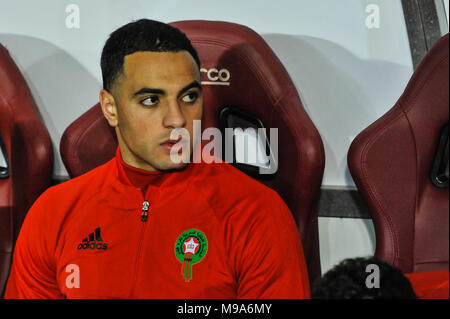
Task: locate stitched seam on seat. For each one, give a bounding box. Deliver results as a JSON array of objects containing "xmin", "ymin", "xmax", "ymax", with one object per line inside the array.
[
  {"xmin": 401, "ymin": 54, "xmax": 448, "ymax": 271},
  {"xmin": 0, "ymin": 90, "xmax": 12, "ymax": 116},
  {"xmin": 401, "ymin": 101, "xmax": 418, "ymax": 272},
  {"xmin": 272, "ymin": 96, "xmax": 305, "ymax": 244},
  {"xmin": 414, "ymin": 261, "xmax": 449, "ymax": 265},
  {"xmin": 67, "ymin": 114, "xmax": 106, "ymax": 174},
  {"xmin": 273, "ymin": 93, "xmax": 324, "ymax": 241},
  {"xmin": 6, "ymin": 200, "xmax": 14, "ymax": 254},
  {"xmin": 0, "ymin": 95, "xmax": 21, "ymax": 254},
  {"xmin": 403, "ymin": 55, "xmax": 449, "ymax": 114},
  {"xmin": 359, "ymin": 111, "xmax": 404, "ymax": 266}
]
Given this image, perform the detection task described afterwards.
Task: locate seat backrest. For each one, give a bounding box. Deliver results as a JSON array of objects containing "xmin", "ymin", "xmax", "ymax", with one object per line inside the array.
[
  {"xmin": 60, "ymin": 20, "xmax": 325, "ymax": 283},
  {"xmin": 348, "ymin": 34, "xmax": 449, "ymax": 273},
  {"xmin": 0, "ymin": 44, "xmax": 54, "ymax": 296}
]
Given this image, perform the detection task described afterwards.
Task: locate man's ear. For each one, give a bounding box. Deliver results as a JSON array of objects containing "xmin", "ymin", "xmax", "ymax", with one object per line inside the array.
[{"xmin": 99, "ymin": 89, "xmax": 119, "ymax": 127}]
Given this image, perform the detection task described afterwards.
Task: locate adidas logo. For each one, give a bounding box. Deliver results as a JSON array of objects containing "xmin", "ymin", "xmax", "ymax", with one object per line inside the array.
[{"xmin": 77, "ymin": 227, "xmax": 108, "ymax": 250}]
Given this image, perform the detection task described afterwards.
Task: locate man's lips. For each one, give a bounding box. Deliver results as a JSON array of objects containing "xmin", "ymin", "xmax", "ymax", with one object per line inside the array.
[
  {"xmin": 161, "ymin": 137, "xmax": 182, "ymax": 145},
  {"xmin": 160, "ymin": 137, "xmax": 185, "ymax": 151}
]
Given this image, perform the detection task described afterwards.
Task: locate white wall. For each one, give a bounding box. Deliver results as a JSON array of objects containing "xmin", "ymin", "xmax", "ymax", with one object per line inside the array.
[
  {"xmin": 444, "ymin": 0, "xmax": 449, "ymax": 26},
  {"xmin": 319, "ymin": 217, "xmax": 376, "ymax": 273},
  {"xmin": 436, "ymin": 0, "xmax": 449, "ymax": 34}
]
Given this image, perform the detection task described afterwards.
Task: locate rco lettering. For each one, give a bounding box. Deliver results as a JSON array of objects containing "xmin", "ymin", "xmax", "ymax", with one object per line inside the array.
[{"xmin": 200, "ymin": 68, "xmax": 230, "ymax": 86}]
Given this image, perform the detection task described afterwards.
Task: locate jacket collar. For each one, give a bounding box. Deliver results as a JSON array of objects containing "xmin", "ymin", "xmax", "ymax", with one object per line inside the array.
[{"xmin": 100, "ymin": 146, "xmax": 198, "ymax": 211}]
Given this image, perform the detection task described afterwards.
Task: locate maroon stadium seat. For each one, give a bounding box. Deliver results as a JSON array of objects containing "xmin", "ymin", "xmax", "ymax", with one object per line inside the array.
[
  {"xmin": 0, "ymin": 44, "xmax": 54, "ymax": 296},
  {"xmin": 348, "ymin": 34, "xmax": 449, "ymax": 273},
  {"xmin": 60, "ymin": 20, "xmax": 325, "ymax": 283}
]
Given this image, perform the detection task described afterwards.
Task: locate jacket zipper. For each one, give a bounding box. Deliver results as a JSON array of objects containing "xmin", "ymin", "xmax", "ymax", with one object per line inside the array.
[
  {"xmin": 141, "ymin": 200, "xmax": 149, "ymax": 222},
  {"xmin": 130, "ymin": 199, "xmax": 150, "ymax": 297}
]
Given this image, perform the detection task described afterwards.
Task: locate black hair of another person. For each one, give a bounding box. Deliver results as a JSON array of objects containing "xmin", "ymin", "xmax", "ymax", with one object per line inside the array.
[
  {"xmin": 100, "ymin": 19, "xmax": 201, "ymax": 92},
  {"xmin": 311, "ymin": 256, "xmax": 417, "ymax": 299}
]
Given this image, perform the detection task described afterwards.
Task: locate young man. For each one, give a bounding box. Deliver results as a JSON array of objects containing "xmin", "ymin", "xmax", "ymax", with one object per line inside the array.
[{"xmin": 5, "ymin": 19, "xmax": 310, "ymax": 298}]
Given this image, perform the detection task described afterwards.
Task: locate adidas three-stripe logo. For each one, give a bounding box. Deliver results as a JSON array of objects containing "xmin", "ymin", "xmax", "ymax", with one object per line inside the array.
[{"xmin": 77, "ymin": 227, "xmax": 108, "ymax": 250}]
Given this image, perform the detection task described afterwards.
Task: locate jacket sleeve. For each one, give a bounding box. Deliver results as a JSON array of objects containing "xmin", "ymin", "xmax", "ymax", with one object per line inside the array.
[
  {"xmin": 405, "ymin": 270, "xmax": 449, "ymax": 299},
  {"xmin": 4, "ymin": 189, "xmax": 64, "ymax": 299},
  {"xmin": 234, "ymin": 189, "xmax": 311, "ymax": 299}
]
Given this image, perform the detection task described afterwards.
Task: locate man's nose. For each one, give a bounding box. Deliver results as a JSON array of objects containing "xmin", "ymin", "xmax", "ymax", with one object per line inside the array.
[{"xmin": 163, "ymin": 100, "xmax": 186, "ymax": 128}]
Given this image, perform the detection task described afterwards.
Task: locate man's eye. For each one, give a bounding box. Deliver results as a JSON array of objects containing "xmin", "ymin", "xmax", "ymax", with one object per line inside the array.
[
  {"xmin": 141, "ymin": 96, "xmax": 159, "ymax": 106},
  {"xmin": 181, "ymin": 92, "xmax": 198, "ymax": 103}
]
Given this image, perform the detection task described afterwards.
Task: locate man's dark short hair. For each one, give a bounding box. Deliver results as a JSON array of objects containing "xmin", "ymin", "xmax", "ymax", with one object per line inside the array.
[
  {"xmin": 101, "ymin": 19, "xmax": 201, "ymax": 92},
  {"xmin": 311, "ymin": 256, "xmax": 417, "ymax": 299}
]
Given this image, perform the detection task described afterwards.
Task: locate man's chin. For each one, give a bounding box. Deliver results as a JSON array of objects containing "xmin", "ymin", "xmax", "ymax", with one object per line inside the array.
[
  {"xmin": 151, "ymin": 148, "xmax": 192, "ymax": 171},
  {"xmin": 155, "ymin": 160, "xmax": 189, "ymax": 172}
]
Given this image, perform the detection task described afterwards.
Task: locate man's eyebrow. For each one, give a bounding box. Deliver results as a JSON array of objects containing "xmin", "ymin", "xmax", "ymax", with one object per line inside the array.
[
  {"xmin": 177, "ymin": 81, "xmax": 202, "ymax": 98},
  {"xmin": 131, "ymin": 81, "xmax": 201, "ymax": 98},
  {"xmin": 132, "ymin": 87, "xmax": 165, "ymax": 97}
]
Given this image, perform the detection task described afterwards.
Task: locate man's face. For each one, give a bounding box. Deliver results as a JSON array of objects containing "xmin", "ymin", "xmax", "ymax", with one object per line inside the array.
[{"xmin": 101, "ymin": 51, "xmax": 203, "ymax": 171}]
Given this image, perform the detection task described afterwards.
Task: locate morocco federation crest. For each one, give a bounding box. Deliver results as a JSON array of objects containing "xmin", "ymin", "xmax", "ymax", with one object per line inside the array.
[{"xmin": 175, "ymin": 229, "xmax": 208, "ymax": 282}]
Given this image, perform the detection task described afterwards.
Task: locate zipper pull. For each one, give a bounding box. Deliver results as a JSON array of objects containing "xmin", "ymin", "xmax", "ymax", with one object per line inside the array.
[{"xmin": 141, "ymin": 200, "xmax": 149, "ymax": 222}]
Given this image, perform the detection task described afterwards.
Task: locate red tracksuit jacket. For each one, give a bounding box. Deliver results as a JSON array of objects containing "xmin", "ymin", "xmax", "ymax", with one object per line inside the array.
[{"xmin": 5, "ymin": 148, "xmax": 310, "ymax": 298}]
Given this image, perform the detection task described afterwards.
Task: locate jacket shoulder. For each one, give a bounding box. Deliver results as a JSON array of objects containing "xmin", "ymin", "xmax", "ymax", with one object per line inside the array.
[
  {"xmin": 192, "ymin": 161, "xmax": 288, "ymax": 218},
  {"xmin": 47, "ymin": 159, "xmax": 116, "ymax": 199}
]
